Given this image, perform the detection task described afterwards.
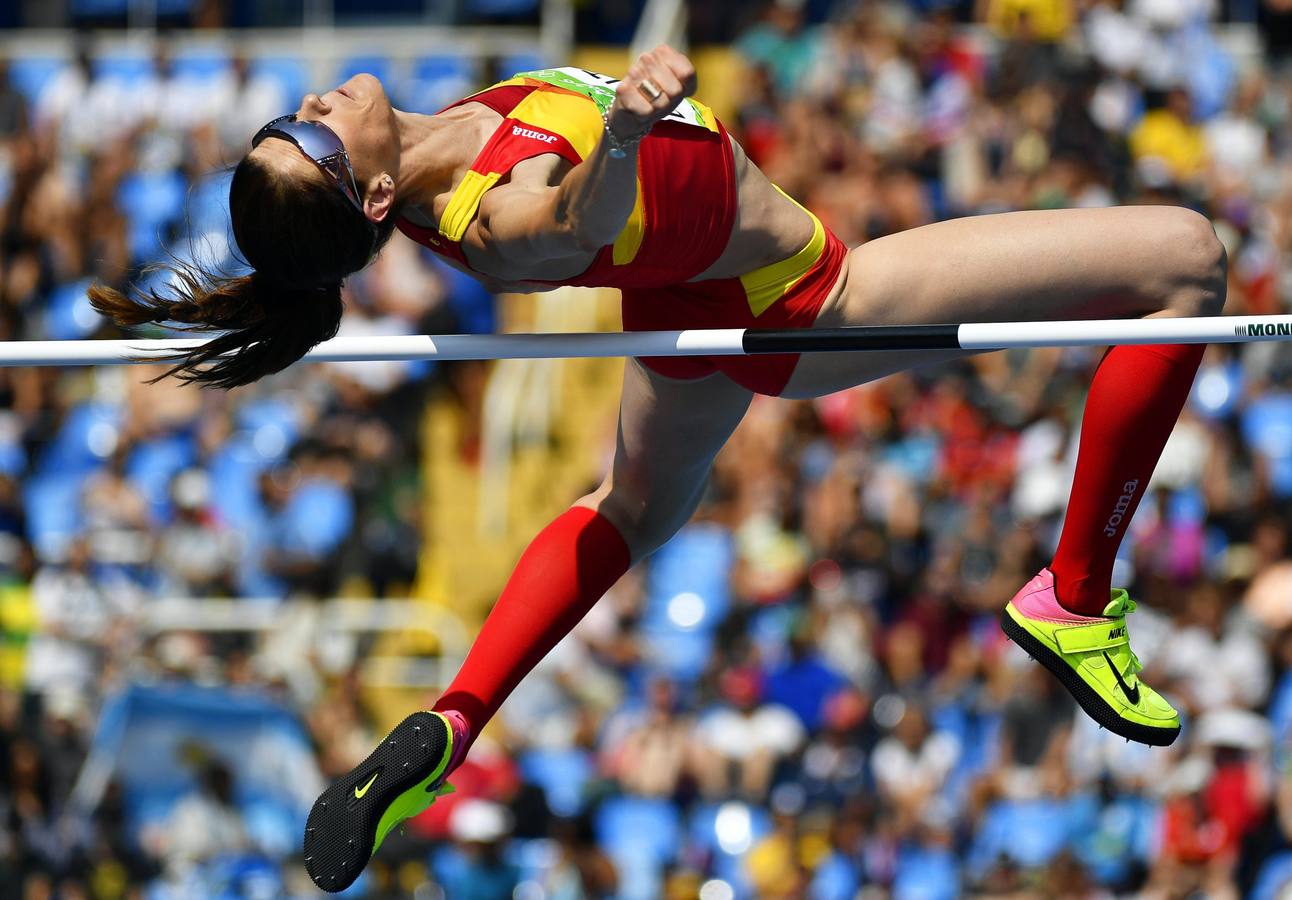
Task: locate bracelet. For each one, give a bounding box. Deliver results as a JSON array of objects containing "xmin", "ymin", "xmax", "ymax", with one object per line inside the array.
[{"xmin": 602, "ymin": 109, "xmax": 647, "ymax": 159}]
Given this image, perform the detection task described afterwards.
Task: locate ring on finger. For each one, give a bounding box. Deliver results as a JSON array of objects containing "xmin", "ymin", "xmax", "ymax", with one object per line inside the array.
[{"xmin": 638, "ymin": 78, "xmax": 663, "ymax": 102}]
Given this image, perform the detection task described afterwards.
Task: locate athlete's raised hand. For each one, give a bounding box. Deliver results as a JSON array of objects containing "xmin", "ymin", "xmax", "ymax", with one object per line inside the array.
[{"xmin": 608, "ymin": 45, "xmax": 697, "ymax": 138}]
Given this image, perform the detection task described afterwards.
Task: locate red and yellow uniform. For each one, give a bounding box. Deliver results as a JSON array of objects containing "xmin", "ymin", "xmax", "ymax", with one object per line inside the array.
[{"xmin": 397, "ymin": 67, "xmax": 846, "ymax": 395}]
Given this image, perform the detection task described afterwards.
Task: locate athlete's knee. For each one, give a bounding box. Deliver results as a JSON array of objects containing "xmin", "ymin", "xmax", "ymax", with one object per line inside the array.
[
  {"xmin": 579, "ymin": 480, "xmax": 690, "ymax": 560},
  {"xmin": 1162, "ymin": 208, "xmax": 1227, "ymax": 317}
]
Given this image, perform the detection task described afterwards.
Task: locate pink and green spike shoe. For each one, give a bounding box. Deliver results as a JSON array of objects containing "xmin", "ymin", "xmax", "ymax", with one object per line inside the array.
[{"xmin": 1001, "ymin": 568, "xmax": 1180, "ymax": 747}]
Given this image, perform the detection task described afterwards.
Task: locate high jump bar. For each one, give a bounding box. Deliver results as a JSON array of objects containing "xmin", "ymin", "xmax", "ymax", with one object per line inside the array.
[{"xmin": 2, "ymin": 315, "xmax": 1290, "ymax": 367}]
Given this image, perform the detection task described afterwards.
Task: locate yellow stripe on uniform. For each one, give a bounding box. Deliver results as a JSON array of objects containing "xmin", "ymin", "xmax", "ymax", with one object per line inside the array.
[
  {"xmin": 612, "ymin": 178, "xmax": 647, "ymax": 266},
  {"xmin": 740, "ymin": 190, "xmax": 826, "ymax": 317},
  {"xmin": 693, "ymin": 98, "xmax": 720, "ymax": 133},
  {"xmin": 508, "ymin": 88, "xmax": 604, "ymax": 160},
  {"xmin": 439, "ymin": 170, "xmax": 502, "ymax": 242}
]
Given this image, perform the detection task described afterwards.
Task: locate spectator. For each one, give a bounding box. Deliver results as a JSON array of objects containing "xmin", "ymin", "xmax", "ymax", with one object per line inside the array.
[
  {"xmin": 154, "ymin": 469, "xmax": 239, "ymax": 596},
  {"xmin": 693, "ymin": 666, "xmax": 805, "ymax": 799},
  {"xmin": 871, "ymin": 702, "xmax": 961, "ymax": 827},
  {"xmin": 601, "ymin": 676, "xmax": 695, "ymax": 798},
  {"xmin": 6, "ymin": 4, "xmax": 1292, "ymax": 896},
  {"xmin": 154, "ymin": 757, "xmax": 249, "ymax": 878},
  {"xmin": 1130, "ymin": 87, "xmax": 1209, "ymax": 183}
]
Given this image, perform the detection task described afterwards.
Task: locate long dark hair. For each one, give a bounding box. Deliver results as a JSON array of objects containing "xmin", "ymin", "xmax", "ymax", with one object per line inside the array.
[{"xmin": 89, "ymin": 153, "xmax": 396, "ymax": 389}]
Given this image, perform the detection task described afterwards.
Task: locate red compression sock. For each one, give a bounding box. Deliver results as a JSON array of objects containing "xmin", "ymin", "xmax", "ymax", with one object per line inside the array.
[
  {"xmin": 433, "ymin": 505, "xmax": 631, "ymax": 744},
  {"xmin": 1049, "ymin": 343, "xmax": 1204, "ymax": 615}
]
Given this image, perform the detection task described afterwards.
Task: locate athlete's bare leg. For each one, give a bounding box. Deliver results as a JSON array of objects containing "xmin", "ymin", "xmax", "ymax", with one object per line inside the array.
[
  {"xmin": 776, "ymin": 203, "xmax": 1226, "ymax": 747},
  {"xmin": 416, "ymin": 359, "xmax": 750, "ymax": 755},
  {"xmin": 576, "ymin": 358, "xmax": 754, "ymax": 560},
  {"xmin": 306, "ymin": 209, "xmax": 1227, "ymax": 882},
  {"xmin": 782, "ymin": 205, "xmax": 1225, "ymax": 397}
]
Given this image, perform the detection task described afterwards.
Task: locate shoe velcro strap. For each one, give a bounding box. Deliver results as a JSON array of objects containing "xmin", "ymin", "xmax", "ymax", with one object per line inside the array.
[{"xmin": 1053, "ymin": 619, "xmax": 1130, "ymax": 654}]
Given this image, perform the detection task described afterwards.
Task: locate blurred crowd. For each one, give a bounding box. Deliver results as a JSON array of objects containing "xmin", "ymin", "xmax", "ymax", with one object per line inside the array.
[
  {"xmin": 7, "ymin": 0, "xmax": 1292, "ymax": 898},
  {"xmin": 0, "ymin": 23, "xmax": 496, "ymax": 900}
]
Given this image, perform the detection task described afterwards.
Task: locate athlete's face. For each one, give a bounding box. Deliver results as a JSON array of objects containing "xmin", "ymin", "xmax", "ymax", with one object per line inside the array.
[
  {"xmin": 294, "ymin": 74, "xmax": 400, "ymax": 182},
  {"xmin": 249, "ymin": 73, "xmax": 400, "ymax": 225}
]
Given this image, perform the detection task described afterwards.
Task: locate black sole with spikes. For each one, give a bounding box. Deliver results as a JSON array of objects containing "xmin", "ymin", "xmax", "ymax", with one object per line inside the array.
[{"xmin": 303, "ymin": 711, "xmax": 451, "ymax": 893}]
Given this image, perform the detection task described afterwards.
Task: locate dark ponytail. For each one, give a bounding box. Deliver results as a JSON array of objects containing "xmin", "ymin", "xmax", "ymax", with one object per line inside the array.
[{"xmin": 89, "ymin": 151, "xmax": 394, "ymax": 389}]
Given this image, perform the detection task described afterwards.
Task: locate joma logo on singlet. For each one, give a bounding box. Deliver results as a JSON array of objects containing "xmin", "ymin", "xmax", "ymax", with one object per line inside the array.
[
  {"xmin": 1103, "ymin": 480, "xmax": 1139, "ymax": 537},
  {"xmin": 512, "ymin": 126, "xmax": 557, "ymax": 143}
]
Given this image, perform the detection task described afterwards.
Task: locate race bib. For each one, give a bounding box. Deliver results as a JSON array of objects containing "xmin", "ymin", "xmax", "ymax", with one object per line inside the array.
[{"xmin": 516, "ymin": 66, "xmax": 717, "ymax": 132}]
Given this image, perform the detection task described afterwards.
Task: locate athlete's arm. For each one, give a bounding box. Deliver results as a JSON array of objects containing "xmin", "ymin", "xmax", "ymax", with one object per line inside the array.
[{"xmin": 474, "ymin": 45, "xmax": 698, "ymax": 264}]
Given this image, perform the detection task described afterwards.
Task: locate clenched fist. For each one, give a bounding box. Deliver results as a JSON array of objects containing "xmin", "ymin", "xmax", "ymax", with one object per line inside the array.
[{"xmin": 607, "ymin": 45, "xmax": 698, "ymax": 140}]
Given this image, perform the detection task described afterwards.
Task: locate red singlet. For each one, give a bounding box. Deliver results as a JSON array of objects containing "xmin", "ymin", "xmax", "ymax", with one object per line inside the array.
[{"xmin": 397, "ymin": 67, "xmax": 847, "ymax": 395}]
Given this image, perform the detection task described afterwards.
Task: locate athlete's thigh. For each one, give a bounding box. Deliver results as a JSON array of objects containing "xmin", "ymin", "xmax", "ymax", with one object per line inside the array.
[
  {"xmin": 784, "ymin": 206, "xmax": 1218, "ymax": 398},
  {"xmin": 838, "ymin": 205, "xmax": 1218, "ymax": 327},
  {"xmin": 579, "ymin": 359, "xmax": 753, "ymax": 559}
]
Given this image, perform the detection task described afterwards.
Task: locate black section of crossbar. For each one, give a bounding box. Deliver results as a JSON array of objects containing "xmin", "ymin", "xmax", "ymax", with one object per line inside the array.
[{"xmin": 740, "ymin": 324, "xmax": 962, "ymax": 354}]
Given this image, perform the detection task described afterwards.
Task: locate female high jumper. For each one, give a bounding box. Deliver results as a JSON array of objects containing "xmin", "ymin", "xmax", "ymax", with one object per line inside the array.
[{"xmin": 90, "ymin": 47, "xmax": 1226, "ymax": 892}]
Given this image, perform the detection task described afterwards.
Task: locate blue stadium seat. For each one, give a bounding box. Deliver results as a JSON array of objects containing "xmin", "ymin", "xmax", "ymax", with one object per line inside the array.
[
  {"xmin": 969, "ymin": 798, "xmax": 1073, "ymax": 874},
  {"xmin": 642, "ymin": 625, "xmax": 715, "ymax": 680},
  {"xmin": 518, "ymin": 747, "xmax": 594, "ymax": 817},
  {"xmin": 182, "ymin": 169, "xmax": 235, "ymax": 239},
  {"xmin": 810, "ymin": 850, "xmax": 861, "ymax": 900},
  {"xmin": 7, "ymin": 58, "xmax": 64, "ymax": 107},
  {"xmin": 465, "ymin": 0, "xmax": 540, "ymax": 15},
  {"xmin": 432, "ymin": 257, "xmax": 497, "ymax": 334},
  {"xmin": 502, "ymin": 837, "xmax": 560, "ymax": 883},
  {"xmin": 498, "ymin": 52, "xmax": 546, "ymax": 79},
  {"xmin": 197, "ymin": 854, "xmax": 285, "ymax": 900},
  {"xmin": 23, "ymin": 474, "xmax": 86, "ymax": 560},
  {"xmin": 127, "ymin": 433, "xmax": 199, "ymax": 523},
  {"xmin": 595, "ymin": 796, "xmax": 681, "ymax": 900},
  {"xmin": 117, "ymin": 170, "xmax": 189, "ymax": 264},
  {"xmin": 1190, "ymin": 359, "xmax": 1244, "ymax": 418},
  {"xmin": 1252, "ymin": 851, "xmax": 1292, "ymax": 900},
  {"xmin": 0, "ymin": 434, "xmax": 25, "ymax": 478},
  {"xmin": 1241, "ymin": 394, "xmax": 1292, "ymax": 496},
  {"xmin": 171, "ymin": 51, "xmax": 232, "ymax": 84},
  {"xmin": 400, "ymin": 55, "xmax": 476, "ymax": 114},
  {"xmin": 93, "ymin": 55, "xmax": 155, "ymax": 86},
  {"xmin": 37, "ymin": 402, "xmax": 122, "ymax": 478},
  {"xmin": 235, "ymin": 397, "xmax": 301, "ymax": 449},
  {"xmin": 335, "ymin": 55, "xmax": 394, "ymax": 88},
  {"xmin": 250, "ymin": 58, "xmax": 307, "ymax": 105},
  {"xmin": 1072, "ymin": 793, "xmax": 1155, "ymax": 885},
  {"xmin": 43, "ymin": 279, "xmax": 103, "ymax": 342},
  {"xmin": 278, "ymin": 480, "xmax": 354, "ymax": 559},
  {"xmin": 595, "ymin": 796, "xmax": 680, "ymax": 859},
  {"xmin": 73, "ymin": 0, "xmax": 191, "ymax": 14},
  {"xmin": 154, "ymin": 0, "xmax": 198, "ymax": 15},
  {"xmin": 687, "ymin": 801, "xmax": 771, "ymax": 891},
  {"xmin": 687, "ymin": 801, "xmax": 772, "ymax": 855},
  {"xmin": 206, "ymin": 434, "xmax": 274, "ymax": 531},
  {"xmin": 1268, "ymin": 671, "xmax": 1292, "ymax": 757},
  {"xmin": 71, "ymin": 0, "xmax": 129, "ymax": 16},
  {"xmin": 643, "ymin": 523, "xmax": 733, "ymax": 628},
  {"xmin": 893, "ymin": 845, "xmax": 960, "ymax": 900},
  {"xmin": 413, "ymin": 55, "xmax": 476, "ymax": 84}
]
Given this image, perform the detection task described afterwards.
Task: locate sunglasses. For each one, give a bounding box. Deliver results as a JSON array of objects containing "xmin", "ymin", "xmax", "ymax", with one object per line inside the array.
[{"xmin": 252, "ymin": 114, "xmax": 364, "ymax": 214}]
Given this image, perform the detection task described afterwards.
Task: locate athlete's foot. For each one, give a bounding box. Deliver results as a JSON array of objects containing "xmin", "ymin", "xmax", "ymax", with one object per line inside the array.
[
  {"xmin": 303, "ymin": 710, "xmax": 471, "ymax": 893},
  {"xmin": 1001, "ymin": 568, "xmax": 1180, "ymax": 747}
]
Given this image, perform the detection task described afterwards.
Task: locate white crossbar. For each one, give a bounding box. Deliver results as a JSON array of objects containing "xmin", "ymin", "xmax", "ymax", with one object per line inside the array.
[{"xmin": 0, "ymin": 316, "xmax": 1288, "ymax": 366}]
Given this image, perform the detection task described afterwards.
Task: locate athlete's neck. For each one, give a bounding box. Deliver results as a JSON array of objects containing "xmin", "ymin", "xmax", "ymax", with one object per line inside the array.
[{"xmin": 392, "ymin": 106, "xmax": 495, "ymax": 226}]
